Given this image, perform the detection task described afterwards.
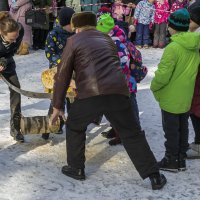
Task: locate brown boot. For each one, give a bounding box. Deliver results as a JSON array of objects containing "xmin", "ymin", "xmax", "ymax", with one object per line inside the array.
[{"xmin": 17, "ymin": 42, "xmax": 29, "ymax": 55}]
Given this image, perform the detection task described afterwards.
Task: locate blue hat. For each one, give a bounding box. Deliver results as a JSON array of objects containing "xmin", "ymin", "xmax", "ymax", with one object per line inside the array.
[{"xmin": 168, "ymin": 8, "xmax": 190, "ymax": 31}]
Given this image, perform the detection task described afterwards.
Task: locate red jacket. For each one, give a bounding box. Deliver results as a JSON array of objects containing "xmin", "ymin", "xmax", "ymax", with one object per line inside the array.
[{"xmin": 191, "ymin": 67, "xmax": 200, "ymax": 117}]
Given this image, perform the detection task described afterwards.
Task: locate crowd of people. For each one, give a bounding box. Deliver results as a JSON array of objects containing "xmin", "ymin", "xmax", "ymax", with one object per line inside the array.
[{"xmin": 0, "ymin": 0, "xmax": 199, "ymax": 191}]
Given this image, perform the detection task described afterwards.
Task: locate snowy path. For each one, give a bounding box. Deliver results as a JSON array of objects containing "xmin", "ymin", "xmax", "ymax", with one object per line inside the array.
[{"xmin": 0, "ymin": 49, "xmax": 199, "ymax": 200}]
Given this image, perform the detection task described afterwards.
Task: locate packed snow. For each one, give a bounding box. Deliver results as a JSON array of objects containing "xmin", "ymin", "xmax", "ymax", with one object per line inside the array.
[{"xmin": 0, "ymin": 48, "xmax": 199, "ymax": 200}]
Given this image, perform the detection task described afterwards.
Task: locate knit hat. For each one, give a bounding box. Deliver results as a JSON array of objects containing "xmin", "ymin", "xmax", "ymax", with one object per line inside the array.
[
  {"xmin": 188, "ymin": 2, "xmax": 200, "ymax": 26},
  {"xmin": 96, "ymin": 14, "xmax": 115, "ymax": 33},
  {"xmin": 168, "ymin": 8, "xmax": 190, "ymax": 31},
  {"xmin": 71, "ymin": 12, "xmax": 97, "ymax": 31},
  {"xmin": 96, "ymin": 7, "xmax": 112, "ymax": 20},
  {"xmin": 58, "ymin": 7, "xmax": 75, "ymax": 26}
]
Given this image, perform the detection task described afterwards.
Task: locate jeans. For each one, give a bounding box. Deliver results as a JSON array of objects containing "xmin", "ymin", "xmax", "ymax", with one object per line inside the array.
[
  {"xmin": 66, "ymin": 94, "xmax": 159, "ymax": 179},
  {"xmin": 135, "ymin": 23, "xmax": 150, "ymax": 46},
  {"xmin": 161, "ymin": 110, "xmax": 189, "ymax": 157}
]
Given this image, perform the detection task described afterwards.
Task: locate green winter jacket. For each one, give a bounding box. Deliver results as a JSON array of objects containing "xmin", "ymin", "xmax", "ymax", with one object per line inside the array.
[{"xmin": 151, "ymin": 32, "xmax": 200, "ymax": 114}]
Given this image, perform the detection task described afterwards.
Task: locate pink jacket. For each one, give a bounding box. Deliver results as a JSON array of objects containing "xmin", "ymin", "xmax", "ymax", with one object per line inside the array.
[
  {"xmin": 154, "ymin": 0, "xmax": 170, "ymax": 24},
  {"xmin": 9, "ymin": 0, "xmax": 32, "ymax": 45}
]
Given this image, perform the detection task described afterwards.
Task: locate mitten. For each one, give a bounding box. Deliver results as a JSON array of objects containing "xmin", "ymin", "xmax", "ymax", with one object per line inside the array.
[
  {"xmin": 0, "ymin": 57, "xmax": 7, "ymax": 71},
  {"xmin": 133, "ymin": 19, "xmax": 138, "ymax": 26},
  {"xmin": 149, "ymin": 22, "xmax": 153, "ymax": 30}
]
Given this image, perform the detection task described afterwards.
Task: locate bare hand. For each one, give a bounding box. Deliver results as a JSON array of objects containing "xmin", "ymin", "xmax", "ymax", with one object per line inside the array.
[
  {"xmin": 0, "ymin": 66, "xmax": 5, "ymax": 72},
  {"xmin": 50, "ymin": 108, "xmax": 66, "ymax": 125}
]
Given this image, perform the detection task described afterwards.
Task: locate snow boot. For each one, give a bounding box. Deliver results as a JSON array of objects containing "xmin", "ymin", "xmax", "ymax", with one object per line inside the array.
[
  {"xmin": 178, "ymin": 153, "xmax": 187, "ymax": 171},
  {"xmin": 62, "ymin": 165, "xmax": 85, "ymax": 180},
  {"xmin": 187, "ymin": 143, "xmax": 200, "ymax": 159},
  {"xmin": 101, "ymin": 128, "xmax": 116, "ymax": 139},
  {"xmin": 17, "ymin": 42, "xmax": 29, "ymax": 55},
  {"xmin": 149, "ymin": 173, "xmax": 167, "ymax": 190},
  {"xmin": 14, "ymin": 132, "xmax": 24, "ymax": 143},
  {"xmin": 158, "ymin": 154, "xmax": 179, "ymax": 172}
]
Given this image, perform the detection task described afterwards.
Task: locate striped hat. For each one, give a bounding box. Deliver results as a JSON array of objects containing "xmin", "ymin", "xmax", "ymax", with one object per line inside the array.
[{"xmin": 168, "ymin": 8, "xmax": 190, "ymax": 32}]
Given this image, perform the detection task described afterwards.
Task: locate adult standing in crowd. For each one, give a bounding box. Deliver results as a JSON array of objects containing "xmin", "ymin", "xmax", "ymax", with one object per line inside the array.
[
  {"xmin": 50, "ymin": 11, "xmax": 167, "ymax": 190},
  {"xmin": 0, "ymin": 12, "xmax": 24, "ymax": 142},
  {"xmin": 32, "ymin": 0, "xmax": 52, "ymax": 50},
  {"xmin": 0, "ymin": 0, "xmax": 9, "ymax": 11},
  {"xmin": 9, "ymin": 0, "xmax": 32, "ymax": 55}
]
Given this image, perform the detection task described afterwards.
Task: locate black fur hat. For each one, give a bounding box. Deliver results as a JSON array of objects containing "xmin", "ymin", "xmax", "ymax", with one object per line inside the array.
[
  {"xmin": 71, "ymin": 12, "xmax": 97, "ymax": 31},
  {"xmin": 189, "ymin": 2, "xmax": 200, "ymax": 26}
]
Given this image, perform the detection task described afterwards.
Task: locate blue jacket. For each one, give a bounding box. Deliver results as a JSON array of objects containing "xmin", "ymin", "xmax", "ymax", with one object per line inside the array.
[
  {"xmin": 134, "ymin": 0, "xmax": 155, "ymax": 25},
  {"xmin": 45, "ymin": 24, "xmax": 74, "ymax": 68}
]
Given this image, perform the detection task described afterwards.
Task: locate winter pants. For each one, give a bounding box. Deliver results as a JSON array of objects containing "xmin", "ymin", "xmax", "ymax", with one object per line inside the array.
[
  {"xmin": 190, "ymin": 114, "xmax": 200, "ymax": 144},
  {"xmin": 33, "ymin": 28, "xmax": 48, "ymax": 49},
  {"xmin": 161, "ymin": 110, "xmax": 189, "ymax": 158},
  {"xmin": 153, "ymin": 23, "xmax": 167, "ymax": 48},
  {"xmin": 3, "ymin": 73, "xmax": 21, "ymax": 136},
  {"xmin": 66, "ymin": 94, "xmax": 159, "ymax": 179},
  {"xmin": 135, "ymin": 23, "xmax": 150, "ymax": 46}
]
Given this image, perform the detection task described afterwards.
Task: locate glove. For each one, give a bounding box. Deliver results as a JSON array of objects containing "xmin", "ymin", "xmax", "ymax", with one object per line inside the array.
[
  {"xmin": 133, "ymin": 19, "xmax": 138, "ymax": 26},
  {"xmin": 0, "ymin": 57, "xmax": 7, "ymax": 72},
  {"xmin": 149, "ymin": 22, "xmax": 153, "ymax": 30}
]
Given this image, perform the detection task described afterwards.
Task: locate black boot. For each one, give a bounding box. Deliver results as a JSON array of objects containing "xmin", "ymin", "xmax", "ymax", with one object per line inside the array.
[
  {"xmin": 179, "ymin": 153, "xmax": 187, "ymax": 171},
  {"xmin": 62, "ymin": 165, "xmax": 85, "ymax": 180},
  {"xmin": 101, "ymin": 128, "xmax": 116, "ymax": 139},
  {"xmin": 149, "ymin": 173, "xmax": 167, "ymax": 190},
  {"xmin": 42, "ymin": 133, "xmax": 50, "ymax": 140},
  {"xmin": 109, "ymin": 137, "xmax": 122, "ymax": 146},
  {"xmin": 158, "ymin": 154, "xmax": 179, "ymax": 172},
  {"xmin": 14, "ymin": 132, "xmax": 24, "ymax": 143}
]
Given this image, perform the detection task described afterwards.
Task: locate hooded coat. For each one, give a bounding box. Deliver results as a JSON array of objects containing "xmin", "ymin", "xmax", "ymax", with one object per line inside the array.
[{"xmin": 151, "ymin": 32, "xmax": 200, "ymax": 114}]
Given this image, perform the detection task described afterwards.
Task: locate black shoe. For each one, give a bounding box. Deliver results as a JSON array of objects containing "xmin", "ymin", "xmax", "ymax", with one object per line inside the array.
[
  {"xmin": 101, "ymin": 128, "xmax": 116, "ymax": 139},
  {"xmin": 14, "ymin": 133, "xmax": 24, "ymax": 143},
  {"xmin": 179, "ymin": 154, "xmax": 187, "ymax": 171},
  {"xmin": 149, "ymin": 173, "xmax": 167, "ymax": 190},
  {"xmin": 42, "ymin": 133, "xmax": 50, "ymax": 140},
  {"xmin": 109, "ymin": 137, "xmax": 122, "ymax": 146},
  {"xmin": 62, "ymin": 165, "xmax": 85, "ymax": 180},
  {"xmin": 158, "ymin": 156, "xmax": 179, "ymax": 172}
]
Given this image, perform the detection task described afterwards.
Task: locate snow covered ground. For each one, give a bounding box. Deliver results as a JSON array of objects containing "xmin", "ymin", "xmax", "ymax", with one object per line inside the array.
[{"xmin": 0, "ymin": 48, "xmax": 200, "ymax": 200}]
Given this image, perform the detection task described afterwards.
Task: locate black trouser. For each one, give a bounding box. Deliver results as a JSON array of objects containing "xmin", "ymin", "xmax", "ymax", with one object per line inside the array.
[
  {"xmin": 3, "ymin": 73, "xmax": 21, "ymax": 136},
  {"xmin": 33, "ymin": 28, "xmax": 48, "ymax": 48},
  {"xmin": 161, "ymin": 110, "xmax": 189, "ymax": 158},
  {"xmin": 190, "ymin": 114, "xmax": 200, "ymax": 144},
  {"xmin": 66, "ymin": 94, "xmax": 158, "ymax": 179}
]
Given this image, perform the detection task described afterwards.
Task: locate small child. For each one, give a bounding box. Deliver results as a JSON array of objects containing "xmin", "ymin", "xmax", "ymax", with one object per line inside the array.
[
  {"xmin": 170, "ymin": 0, "xmax": 189, "ymax": 13},
  {"xmin": 43, "ymin": 7, "xmax": 75, "ymax": 140},
  {"xmin": 111, "ymin": 0, "xmax": 131, "ymax": 21},
  {"xmin": 153, "ymin": 0, "xmax": 170, "ymax": 48},
  {"xmin": 134, "ymin": 0, "xmax": 155, "ymax": 48},
  {"xmin": 97, "ymin": 14, "xmax": 147, "ymax": 145},
  {"xmin": 151, "ymin": 9, "xmax": 200, "ymax": 172}
]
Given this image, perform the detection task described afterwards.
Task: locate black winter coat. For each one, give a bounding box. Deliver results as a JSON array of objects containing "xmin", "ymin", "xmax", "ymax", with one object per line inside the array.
[
  {"xmin": 0, "ymin": 24, "xmax": 24, "ymax": 75},
  {"xmin": 0, "ymin": 0, "xmax": 9, "ymax": 11}
]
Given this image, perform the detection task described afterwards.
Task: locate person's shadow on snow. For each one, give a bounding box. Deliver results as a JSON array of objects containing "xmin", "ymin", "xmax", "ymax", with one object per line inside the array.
[{"xmin": 85, "ymin": 123, "xmax": 123, "ymax": 177}]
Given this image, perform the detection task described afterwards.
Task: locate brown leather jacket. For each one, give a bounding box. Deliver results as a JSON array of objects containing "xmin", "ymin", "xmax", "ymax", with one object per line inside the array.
[{"xmin": 53, "ymin": 29, "xmax": 129, "ymax": 109}]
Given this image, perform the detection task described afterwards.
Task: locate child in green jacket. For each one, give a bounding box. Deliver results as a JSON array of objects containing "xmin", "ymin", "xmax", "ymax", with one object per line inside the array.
[{"xmin": 150, "ymin": 8, "xmax": 200, "ymax": 172}]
